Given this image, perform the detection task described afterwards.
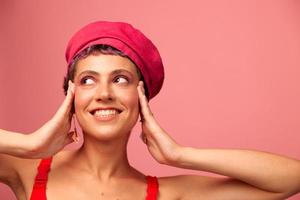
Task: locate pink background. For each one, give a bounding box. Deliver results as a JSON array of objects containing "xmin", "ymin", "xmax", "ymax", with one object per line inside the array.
[{"xmin": 1, "ymin": 0, "xmax": 300, "ymax": 199}]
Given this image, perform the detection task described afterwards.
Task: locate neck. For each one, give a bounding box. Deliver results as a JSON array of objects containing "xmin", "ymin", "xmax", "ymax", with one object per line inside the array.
[{"xmin": 73, "ymin": 132, "xmax": 132, "ymax": 181}]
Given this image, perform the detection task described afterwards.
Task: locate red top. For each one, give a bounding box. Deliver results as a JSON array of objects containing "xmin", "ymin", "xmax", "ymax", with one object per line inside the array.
[{"xmin": 30, "ymin": 157, "xmax": 159, "ymax": 200}]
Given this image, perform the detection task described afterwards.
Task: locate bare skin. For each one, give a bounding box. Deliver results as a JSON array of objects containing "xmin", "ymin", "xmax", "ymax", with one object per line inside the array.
[{"xmin": 0, "ymin": 54, "xmax": 300, "ymax": 200}]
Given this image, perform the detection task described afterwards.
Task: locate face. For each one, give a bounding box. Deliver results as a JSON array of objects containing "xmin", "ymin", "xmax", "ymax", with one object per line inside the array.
[{"xmin": 73, "ymin": 54, "xmax": 140, "ymax": 141}]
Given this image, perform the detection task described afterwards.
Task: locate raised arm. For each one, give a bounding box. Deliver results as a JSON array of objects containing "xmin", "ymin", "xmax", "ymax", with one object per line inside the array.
[
  {"xmin": 0, "ymin": 81, "xmax": 76, "ymax": 184},
  {"xmin": 137, "ymin": 81, "xmax": 300, "ymax": 199},
  {"xmin": 176, "ymin": 147, "xmax": 300, "ymax": 199},
  {"xmin": 0, "ymin": 80, "xmax": 76, "ymax": 159},
  {"xmin": 0, "ymin": 129, "xmax": 32, "ymax": 158}
]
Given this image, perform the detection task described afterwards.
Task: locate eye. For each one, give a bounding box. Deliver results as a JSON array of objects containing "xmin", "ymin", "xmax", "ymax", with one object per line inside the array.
[
  {"xmin": 80, "ymin": 76, "xmax": 95, "ymax": 85},
  {"xmin": 114, "ymin": 76, "xmax": 129, "ymax": 84}
]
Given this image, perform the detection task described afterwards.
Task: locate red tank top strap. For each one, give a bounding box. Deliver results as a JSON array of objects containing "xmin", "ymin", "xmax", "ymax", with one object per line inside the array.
[
  {"xmin": 30, "ymin": 159, "xmax": 157, "ymax": 200},
  {"xmin": 145, "ymin": 175, "xmax": 159, "ymax": 200},
  {"xmin": 30, "ymin": 157, "xmax": 53, "ymax": 200}
]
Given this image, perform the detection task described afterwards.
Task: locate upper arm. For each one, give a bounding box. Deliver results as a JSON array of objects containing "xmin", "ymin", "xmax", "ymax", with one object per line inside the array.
[{"xmin": 174, "ymin": 175, "xmax": 293, "ymax": 200}]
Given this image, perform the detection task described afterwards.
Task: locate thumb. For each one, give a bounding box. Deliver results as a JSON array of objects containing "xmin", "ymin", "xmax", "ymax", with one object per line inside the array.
[{"xmin": 53, "ymin": 80, "xmax": 75, "ymax": 121}]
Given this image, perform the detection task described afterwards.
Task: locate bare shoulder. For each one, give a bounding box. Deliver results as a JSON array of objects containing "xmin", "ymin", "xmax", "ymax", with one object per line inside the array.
[
  {"xmin": 0, "ymin": 153, "xmax": 39, "ymax": 184},
  {"xmin": 0, "ymin": 150, "xmax": 72, "ymax": 186},
  {"xmin": 0, "ymin": 150, "xmax": 74, "ymax": 199},
  {"xmin": 0, "ymin": 153, "xmax": 40, "ymax": 200},
  {"xmin": 157, "ymin": 174, "xmax": 220, "ymax": 199},
  {"xmin": 157, "ymin": 175, "xmax": 286, "ymax": 200}
]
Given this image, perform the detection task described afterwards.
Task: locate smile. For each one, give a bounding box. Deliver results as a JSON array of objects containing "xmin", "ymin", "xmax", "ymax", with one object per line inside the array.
[{"xmin": 90, "ymin": 108, "xmax": 122, "ymax": 121}]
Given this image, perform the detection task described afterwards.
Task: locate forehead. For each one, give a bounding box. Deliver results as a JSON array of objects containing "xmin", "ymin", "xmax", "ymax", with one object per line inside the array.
[{"xmin": 74, "ymin": 54, "xmax": 138, "ymax": 77}]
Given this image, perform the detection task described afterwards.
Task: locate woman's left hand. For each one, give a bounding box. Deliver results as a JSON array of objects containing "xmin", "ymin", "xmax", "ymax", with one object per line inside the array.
[{"xmin": 137, "ymin": 81, "xmax": 183, "ymax": 166}]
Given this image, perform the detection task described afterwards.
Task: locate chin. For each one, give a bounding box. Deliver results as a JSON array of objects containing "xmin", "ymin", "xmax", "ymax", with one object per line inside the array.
[
  {"xmin": 79, "ymin": 119, "xmax": 138, "ymax": 142},
  {"xmin": 86, "ymin": 126, "xmax": 130, "ymax": 141},
  {"xmin": 76, "ymin": 110, "xmax": 139, "ymax": 140}
]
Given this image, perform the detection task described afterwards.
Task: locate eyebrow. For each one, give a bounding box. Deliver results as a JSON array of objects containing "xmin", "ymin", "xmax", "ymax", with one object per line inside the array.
[{"xmin": 77, "ymin": 69, "xmax": 134, "ymax": 78}]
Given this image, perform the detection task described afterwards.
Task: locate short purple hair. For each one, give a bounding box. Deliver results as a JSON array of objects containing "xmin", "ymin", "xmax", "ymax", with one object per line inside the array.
[{"xmin": 62, "ymin": 44, "xmax": 145, "ymax": 96}]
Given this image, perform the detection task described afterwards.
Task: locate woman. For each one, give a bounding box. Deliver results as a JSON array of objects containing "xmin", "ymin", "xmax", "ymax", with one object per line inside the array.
[{"xmin": 0, "ymin": 21, "xmax": 299, "ymax": 200}]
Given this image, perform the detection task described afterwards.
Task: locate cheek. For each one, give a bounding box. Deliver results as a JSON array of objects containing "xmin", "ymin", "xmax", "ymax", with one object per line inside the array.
[
  {"xmin": 117, "ymin": 88, "xmax": 139, "ymax": 113},
  {"xmin": 74, "ymin": 88, "xmax": 95, "ymax": 111}
]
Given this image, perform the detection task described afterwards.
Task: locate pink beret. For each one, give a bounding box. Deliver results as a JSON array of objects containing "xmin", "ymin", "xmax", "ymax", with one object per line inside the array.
[{"xmin": 65, "ymin": 21, "xmax": 164, "ymax": 99}]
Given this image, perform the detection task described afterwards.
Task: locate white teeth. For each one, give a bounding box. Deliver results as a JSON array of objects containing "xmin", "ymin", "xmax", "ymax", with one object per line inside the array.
[{"xmin": 94, "ymin": 109, "xmax": 117, "ymax": 117}]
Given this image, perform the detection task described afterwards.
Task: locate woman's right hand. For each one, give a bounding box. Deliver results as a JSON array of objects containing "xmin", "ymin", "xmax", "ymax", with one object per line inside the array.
[{"xmin": 26, "ymin": 80, "xmax": 77, "ymax": 159}]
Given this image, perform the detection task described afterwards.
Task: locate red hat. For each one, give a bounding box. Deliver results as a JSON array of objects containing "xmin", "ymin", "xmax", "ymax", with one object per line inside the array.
[{"xmin": 65, "ymin": 21, "xmax": 164, "ymax": 99}]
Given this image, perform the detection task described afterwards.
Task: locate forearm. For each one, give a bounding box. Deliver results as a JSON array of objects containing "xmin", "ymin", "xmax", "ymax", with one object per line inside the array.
[
  {"xmin": 0, "ymin": 129, "xmax": 31, "ymax": 157},
  {"xmin": 176, "ymin": 147, "xmax": 300, "ymax": 194}
]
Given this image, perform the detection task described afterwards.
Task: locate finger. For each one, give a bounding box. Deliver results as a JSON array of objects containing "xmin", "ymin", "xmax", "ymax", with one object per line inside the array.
[
  {"xmin": 53, "ymin": 80, "xmax": 75, "ymax": 121},
  {"xmin": 137, "ymin": 81, "xmax": 153, "ymax": 119}
]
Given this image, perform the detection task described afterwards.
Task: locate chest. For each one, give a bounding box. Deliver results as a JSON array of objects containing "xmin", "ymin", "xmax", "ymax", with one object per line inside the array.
[
  {"xmin": 46, "ymin": 177, "xmax": 148, "ymax": 200},
  {"xmin": 15, "ymin": 161, "xmax": 178, "ymax": 200},
  {"xmin": 15, "ymin": 176, "xmax": 180, "ymax": 200}
]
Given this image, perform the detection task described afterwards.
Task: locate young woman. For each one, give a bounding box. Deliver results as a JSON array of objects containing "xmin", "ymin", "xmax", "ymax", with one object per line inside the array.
[{"xmin": 0, "ymin": 21, "xmax": 299, "ymax": 200}]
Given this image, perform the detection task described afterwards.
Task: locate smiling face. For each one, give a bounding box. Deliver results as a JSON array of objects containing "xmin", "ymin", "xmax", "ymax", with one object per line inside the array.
[{"xmin": 73, "ymin": 53, "xmax": 140, "ymax": 141}]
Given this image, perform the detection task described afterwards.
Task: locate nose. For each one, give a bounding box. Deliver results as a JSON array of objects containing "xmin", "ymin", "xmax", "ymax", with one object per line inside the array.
[{"xmin": 94, "ymin": 82, "xmax": 114, "ymax": 102}]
